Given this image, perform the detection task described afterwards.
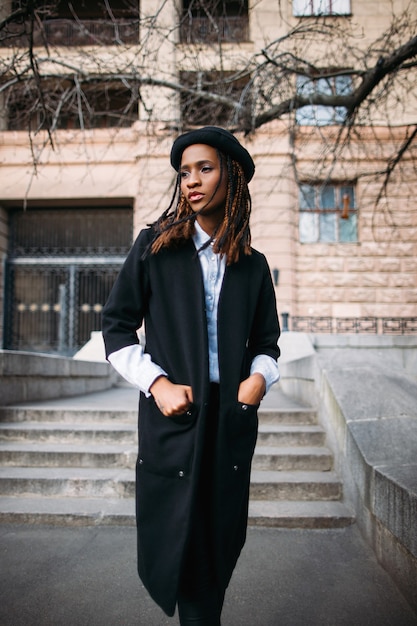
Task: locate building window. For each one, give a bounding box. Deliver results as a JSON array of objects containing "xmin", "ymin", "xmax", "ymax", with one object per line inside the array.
[
  {"xmin": 2, "ymin": 0, "xmax": 139, "ymax": 48},
  {"xmin": 299, "ymin": 183, "xmax": 357, "ymax": 243},
  {"xmin": 180, "ymin": 1, "xmax": 249, "ymax": 44},
  {"xmin": 293, "ymin": 0, "xmax": 351, "ymax": 16},
  {"xmin": 7, "ymin": 81, "xmax": 139, "ymax": 131},
  {"xmin": 180, "ymin": 71, "xmax": 250, "ymax": 127},
  {"xmin": 295, "ymin": 75, "xmax": 352, "ymax": 126},
  {"xmin": 8, "ymin": 206, "xmax": 133, "ymax": 256}
]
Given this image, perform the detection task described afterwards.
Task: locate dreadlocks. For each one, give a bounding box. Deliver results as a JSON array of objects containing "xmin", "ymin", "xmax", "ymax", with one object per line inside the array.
[{"xmin": 149, "ymin": 151, "xmax": 252, "ymax": 265}]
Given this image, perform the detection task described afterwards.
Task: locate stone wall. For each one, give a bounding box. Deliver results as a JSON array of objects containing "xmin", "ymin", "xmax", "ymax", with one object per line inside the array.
[
  {"xmin": 293, "ymin": 164, "xmax": 417, "ymax": 319},
  {"xmin": 278, "ymin": 333, "xmax": 417, "ymax": 613},
  {"xmin": 0, "ymin": 350, "xmax": 118, "ymax": 406}
]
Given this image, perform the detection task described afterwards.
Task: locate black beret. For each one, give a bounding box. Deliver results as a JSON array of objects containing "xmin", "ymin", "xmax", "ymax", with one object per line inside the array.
[{"xmin": 170, "ymin": 126, "xmax": 255, "ymax": 182}]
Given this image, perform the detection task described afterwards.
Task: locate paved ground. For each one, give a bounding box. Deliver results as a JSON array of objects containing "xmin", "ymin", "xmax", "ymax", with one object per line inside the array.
[
  {"xmin": 0, "ymin": 523, "xmax": 416, "ymax": 626},
  {"xmin": 1, "ymin": 385, "xmax": 416, "ymax": 625}
]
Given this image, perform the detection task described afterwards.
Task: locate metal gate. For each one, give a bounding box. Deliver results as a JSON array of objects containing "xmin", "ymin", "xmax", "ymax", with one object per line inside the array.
[
  {"xmin": 4, "ymin": 260, "xmax": 124, "ymax": 355},
  {"xmin": 3, "ymin": 206, "xmax": 132, "ymax": 355}
]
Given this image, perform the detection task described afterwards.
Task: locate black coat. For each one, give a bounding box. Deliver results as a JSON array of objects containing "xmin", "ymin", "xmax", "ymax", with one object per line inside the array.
[{"xmin": 102, "ymin": 227, "xmax": 280, "ymax": 616}]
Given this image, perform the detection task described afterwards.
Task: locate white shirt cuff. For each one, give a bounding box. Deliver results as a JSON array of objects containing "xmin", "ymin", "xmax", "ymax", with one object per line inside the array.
[
  {"xmin": 108, "ymin": 344, "xmax": 168, "ymax": 397},
  {"xmin": 250, "ymin": 354, "xmax": 280, "ymax": 395}
]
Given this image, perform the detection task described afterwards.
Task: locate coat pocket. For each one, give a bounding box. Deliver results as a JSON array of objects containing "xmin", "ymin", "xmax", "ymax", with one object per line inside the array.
[
  {"xmin": 225, "ymin": 401, "xmax": 259, "ymax": 470},
  {"xmin": 138, "ymin": 397, "xmax": 197, "ymax": 478}
]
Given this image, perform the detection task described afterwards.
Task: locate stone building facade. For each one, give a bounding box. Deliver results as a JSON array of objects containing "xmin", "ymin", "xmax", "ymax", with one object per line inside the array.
[{"xmin": 0, "ymin": 0, "xmax": 416, "ymax": 353}]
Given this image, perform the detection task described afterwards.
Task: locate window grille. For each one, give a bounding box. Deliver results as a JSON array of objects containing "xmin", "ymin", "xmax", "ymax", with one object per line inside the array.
[
  {"xmin": 3, "ymin": 1, "xmax": 139, "ymax": 48},
  {"xmin": 180, "ymin": 1, "xmax": 249, "ymax": 43},
  {"xmin": 7, "ymin": 83, "xmax": 138, "ymax": 131},
  {"xmin": 299, "ymin": 183, "xmax": 357, "ymax": 243},
  {"xmin": 9, "ymin": 207, "xmax": 133, "ymax": 256}
]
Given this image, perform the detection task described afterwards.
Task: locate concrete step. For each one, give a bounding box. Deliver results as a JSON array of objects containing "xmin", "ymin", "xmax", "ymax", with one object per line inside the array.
[
  {"xmin": 0, "ymin": 407, "xmax": 137, "ymax": 424},
  {"xmin": 0, "ymin": 442, "xmax": 332, "ymax": 472},
  {"xmin": 0, "ymin": 386, "xmax": 349, "ymax": 528},
  {"xmin": 0, "ymin": 422, "xmax": 324, "ymax": 447},
  {"xmin": 257, "ymin": 424, "xmax": 325, "ymax": 446},
  {"xmin": 252, "ymin": 446, "xmax": 333, "ymax": 471},
  {"xmin": 258, "ymin": 408, "xmax": 317, "ymax": 425},
  {"xmin": 0, "ymin": 406, "xmax": 317, "ymax": 426},
  {"xmin": 0, "ymin": 467, "xmax": 135, "ymax": 498},
  {"xmin": 0, "ymin": 422, "xmax": 138, "ymax": 444},
  {"xmin": 250, "ymin": 470, "xmax": 342, "ymax": 501},
  {"xmin": 0, "ymin": 442, "xmax": 137, "ymax": 468},
  {"xmin": 248, "ymin": 500, "xmax": 355, "ymax": 528},
  {"xmin": 0, "ymin": 496, "xmax": 354, "ymax": 529},
  {"xmin": 0, "ymin": 495, "xmax": 136, "ymax": 526},
  {"xmin": 0, "ymin": 467, "xmax": 341, "ymax": 501}
]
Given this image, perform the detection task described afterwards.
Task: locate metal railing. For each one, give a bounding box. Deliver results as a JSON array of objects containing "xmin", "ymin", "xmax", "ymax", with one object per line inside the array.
[
  {"xmin": 179, "ymin": 15, "xmax": 249, "ymax": 44},
  {"xmin": 2, "ymin": 15, "xmax": 250, "ymax": 48},
  {"xmin": 1, "ymin": 18, "xmax": 139, "ymax": 47},
  {"xmin": 284, "ymin": 316, "xmax": 417, "ymax": 334}
]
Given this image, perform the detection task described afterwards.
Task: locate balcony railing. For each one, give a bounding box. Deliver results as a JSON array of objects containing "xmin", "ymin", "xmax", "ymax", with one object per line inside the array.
[
  {"xmin": 179, "ymin": 15, "xmax": 249, "ymax": 44},
  {"xmin": 283, "ymin": 316, "xmax": 417, "ymax": 334},
  {"xmin": 1, "ymin": 18, "xmax": 139, "ymax": 47},
  {"xmin": 1, "ymin": 15, "xmax": 248, "ymax": 47}
]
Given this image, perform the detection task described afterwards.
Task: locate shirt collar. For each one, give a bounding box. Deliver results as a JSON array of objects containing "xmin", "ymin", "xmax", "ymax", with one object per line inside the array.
[{"xmin": 192, "ymin": 219, "xmax": 212, "ymax": 250}]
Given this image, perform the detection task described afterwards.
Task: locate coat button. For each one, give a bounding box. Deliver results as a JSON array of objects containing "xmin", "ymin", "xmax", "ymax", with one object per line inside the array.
[
  {"xmin": 233, "ymin": 465, "xmax": 238, "ymax": 471},
  {"xmin": 139, "ymin": 458, "xmax": 144, "ymax": 465},
  {"xmin": 241, "ymin": 404, "xmax": 248, "ymax": 411},
  {"xmin": 178, "ymin": 470, "xmax": 185, "ymax": 478}
]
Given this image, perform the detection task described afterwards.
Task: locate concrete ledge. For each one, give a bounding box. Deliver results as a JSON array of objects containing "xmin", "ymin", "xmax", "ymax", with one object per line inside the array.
[
  {"xmin": 278, "ymin": 333, "xmax": 318, "ymax": 407},
  {"xmin": 0, "ymin": 350, "xmax": 117, "ymax": 406},
  {"xmin": 374, "ymin": 464, "xmax": 417, "ymax": 564},
  {"xmin": 312, "ymin": 334, "xmax": 417, "ymax": 377},
  {"xmin": 278, "ymin": 333, "xmax": 417, "ymax": 613}
]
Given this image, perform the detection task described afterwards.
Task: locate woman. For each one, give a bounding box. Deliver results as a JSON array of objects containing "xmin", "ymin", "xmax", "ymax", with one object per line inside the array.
[{"xmin": 102, "ymin": 126, "xmax": 280, "ymax": 625}]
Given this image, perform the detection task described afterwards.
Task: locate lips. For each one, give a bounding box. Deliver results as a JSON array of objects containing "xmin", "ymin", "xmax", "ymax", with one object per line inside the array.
[{"xmin": 188, "ymin": 192, "xmax": 204, "ymax": 202}]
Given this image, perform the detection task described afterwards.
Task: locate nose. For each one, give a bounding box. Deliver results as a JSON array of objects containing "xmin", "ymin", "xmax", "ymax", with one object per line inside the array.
[{"xmin": 186, "ymin": 168, "xmax": 201, "ymax": 187}]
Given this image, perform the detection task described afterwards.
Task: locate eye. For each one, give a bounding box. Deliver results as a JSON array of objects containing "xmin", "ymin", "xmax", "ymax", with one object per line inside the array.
[
  {"xmin": 201, "ymin": 165, "xmax": 213, "ymax": 173},
  {"xmin": 180, "ymin": 170, "xmax": 189, "ymax": 179}
]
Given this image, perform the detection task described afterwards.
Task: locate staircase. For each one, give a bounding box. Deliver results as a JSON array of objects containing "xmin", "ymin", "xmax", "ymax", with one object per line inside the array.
[
  {"xmin": 249, "ymin": 402, "xmax": 353, "ymax": 527},
  {"xmin": 0, "ymin": 385, "xmax": 354, "ymax": 528}
]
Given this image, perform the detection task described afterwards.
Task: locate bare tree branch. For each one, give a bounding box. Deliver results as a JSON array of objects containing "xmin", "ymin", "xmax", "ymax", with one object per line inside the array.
[
  {"xmin": 346, "ymin": 34, "xmax": 417, "ymax": 116},
  {"xmin": 0, "ymin": 0, "xmax": 416, "ymax": 222}
]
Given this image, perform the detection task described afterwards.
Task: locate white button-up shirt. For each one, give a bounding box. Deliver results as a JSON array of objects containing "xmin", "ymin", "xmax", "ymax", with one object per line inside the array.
[{"xmin": 108, "ymin": 222, "xmax": 279, "ymax": 395}]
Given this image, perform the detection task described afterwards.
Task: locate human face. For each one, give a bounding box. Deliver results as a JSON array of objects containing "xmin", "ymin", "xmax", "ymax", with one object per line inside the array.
[{"xmin": 179, "ymin": 144, "xmax": 227, "ymax": 228}]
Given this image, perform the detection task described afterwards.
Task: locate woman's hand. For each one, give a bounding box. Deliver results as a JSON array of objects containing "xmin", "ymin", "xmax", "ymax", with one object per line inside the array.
[
  {"xmin": 238, "ymin": 373, "xmax": 266, "ymax": 406},
  {"xmin": 150, "ymin": 376, "xmax": 193, "ymax": 417}
]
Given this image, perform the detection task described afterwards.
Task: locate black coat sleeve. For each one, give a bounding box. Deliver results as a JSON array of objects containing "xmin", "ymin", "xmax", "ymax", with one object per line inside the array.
[
  {"xmin": 101, "ymin": 229, "xmax": 152, "ymax": 358},
  {"xmin": 248, "ymin": 253, "xmax": 280, "ymax": 362}
]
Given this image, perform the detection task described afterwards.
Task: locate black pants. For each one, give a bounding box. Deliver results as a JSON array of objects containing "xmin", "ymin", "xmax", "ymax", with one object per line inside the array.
[{"xmin": 177, "ymin": 385, "xmax": 225, "ymax": 626}]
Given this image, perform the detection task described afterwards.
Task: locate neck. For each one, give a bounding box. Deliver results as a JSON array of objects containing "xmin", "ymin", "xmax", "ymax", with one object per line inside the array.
[{"xmin": 196, "ymin": 214, "xmax": 223, "ymax": 237}]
